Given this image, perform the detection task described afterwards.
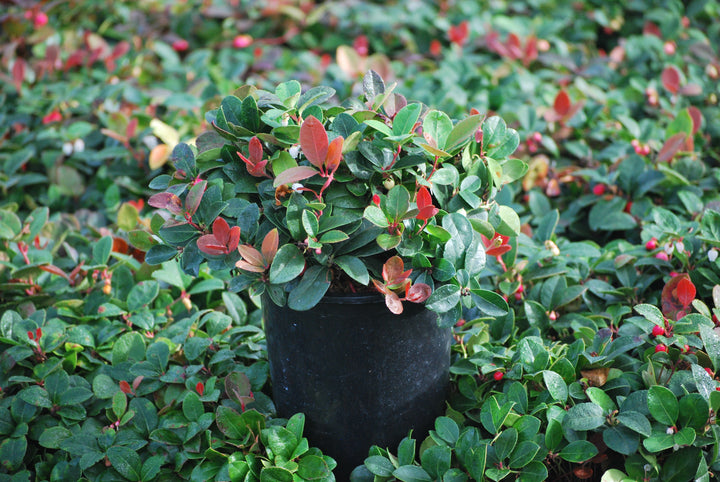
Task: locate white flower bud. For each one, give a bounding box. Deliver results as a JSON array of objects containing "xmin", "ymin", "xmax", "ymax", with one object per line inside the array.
[
  {"xmin": 664, "ymin": 243, "xmax": 674, "ymax": 255},
  {"xmin": 73, "ymin": 138, "xmax": 85, "ymax": 153},
  {"xmin": 666, "ymin": 427, "xmax": 674, "ymax": 435},
  {"xmin": 289, "ymin": 145, "xmax": 300, "ymax": 159},
  {"xmin": 62, "ymin": 142, "xmax": 74, "ymax": 156},
  {"xmin": 291, "ymin": 183, "xmax": 304, "ymax": 192},
  {"xmin": 709, "ymin": 249, "xmax": 719, "ymax": 263},
  {"xmin": 674, "ymin": 241, "xmax": 684, "ymax": 253}
]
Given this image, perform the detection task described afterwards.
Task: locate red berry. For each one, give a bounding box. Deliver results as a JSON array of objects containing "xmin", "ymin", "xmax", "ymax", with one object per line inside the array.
[
  {"xmin": 172, "ymin": 39, "xmax": 189, "ymax": 52},
  {"xmin": 493, "ymin": 371, "xmax": 504, "ymax": 381},
  {"xmin": 706, "ymin": 367, "xmax": 714, "ymax": 377},
  {"xmin": 455, "ymin": 319, "xmax": 466, "ymax": 327},
  {"xmin": 655, "ymin": 344, "xmax": 667, "ymax": 353},
  {"xmin": 683, "ymin": 344, "xmax": 690, "ymax": 353},
  {"xmin": 372, "ymin": 194, "xmax": 381, "ymax": 206},
  {"xmin": 651, "ymin": 325, "xmax": 665, "ymax": 337},
  {"xmin": 592, "ymin": 184, "xmax": 606, "ymax": 196},
  {"xmin": 645, "ymin": 238, "xmax": 658, "ymax": 250}
]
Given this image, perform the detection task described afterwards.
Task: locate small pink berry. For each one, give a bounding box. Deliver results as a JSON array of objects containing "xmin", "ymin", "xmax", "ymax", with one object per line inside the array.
[
  {"xmin": 655, "ymin": 251, "xmax": 669, "ymax": 261},
  {"xmin": 532, "ymin": 132, "xmax": 543, "ymax": 143},
  {"xmin": 172, "ymin": 39, "xmax": 189, "ymax": 52},
  {"xmin": 655, "ymin": 344, "xmax": 667, "ymax": 353},
  {"xmin": 24, "ymin": 10, "xmax": 33, "ymax": 19},
  {"xmin": 592, "ymin": 184, "xmax": 606, "ymax": 196},
  {"xmin": 652, "ymin": 325, "xmax": 665, "ymax": 337},
  {"xmin": 631, "ymin": 139, "xmax": 640, "ymax": 148},
  {"xmin": 683, "ymin": 344, "xmax": 690, "ymax": 353},
  {"xmin": 641, "ymin": 145, "xmax": 651, "ymax": 156},
  {"xmin": 493, "ymin": 371, "xmax": 504, "ymax": 381},
  {"xmin": 663, "ymin": 41, "xmax": 676, "ymax": 55},
  {"xmin": 548, "ymin": 311, "xmax": 558, "ymax": 321},
  {"xmin": 33, "ymin": 11, "xmax": 48, "ymax": 28},
  {"xmin": 233, "ymin": 34, "xmax": 253, "ymax": 49},
  {"xmin": 315, "ymin": 247, "xmax": 322, "ymax": 255},
  {"xmin": 646, "ymin": 238, "xmax": 658, "ymax": 250}
]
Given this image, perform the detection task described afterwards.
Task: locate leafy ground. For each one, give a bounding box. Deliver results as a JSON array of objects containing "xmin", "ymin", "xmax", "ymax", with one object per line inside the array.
[{"xmin": 2, "ymin": 0, "xmax": 720, "ymax": 481}]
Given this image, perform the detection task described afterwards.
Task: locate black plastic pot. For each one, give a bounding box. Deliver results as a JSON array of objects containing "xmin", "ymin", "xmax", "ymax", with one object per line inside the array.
[{"xmin": 263, "ymin": 293, "xmax": 452, "ymax": 479}]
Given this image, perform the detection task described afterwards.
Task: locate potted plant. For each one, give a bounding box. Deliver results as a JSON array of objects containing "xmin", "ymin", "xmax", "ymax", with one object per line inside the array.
[{"xmin": 146, "ymin": 70, "xmax": 524, "ymax": 476}]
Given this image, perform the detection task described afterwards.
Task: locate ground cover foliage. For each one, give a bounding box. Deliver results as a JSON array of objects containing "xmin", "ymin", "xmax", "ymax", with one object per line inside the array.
[{"xmin": 2, "ymin": 0, "xmax": 720, "ymax": 480}]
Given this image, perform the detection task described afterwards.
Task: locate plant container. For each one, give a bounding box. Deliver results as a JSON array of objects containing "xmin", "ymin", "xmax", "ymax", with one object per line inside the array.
[{"xmin": 263, "ymin": 293, "xmax": 452, "ymax": 478}]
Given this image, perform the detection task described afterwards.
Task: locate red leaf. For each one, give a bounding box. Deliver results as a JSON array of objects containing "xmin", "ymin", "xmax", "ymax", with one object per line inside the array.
[
  {"xmin": 382, "ymin": 256, "xmax": 412, "ymax": 287},
  {"xmin": 406, "ymin": 283, "xmax": 431, "ymax": 303},
  {"xmin": 415, "ymin": 186, "xmax": 439, "ymax": 221},
  {"xmin": 687, "ymin": 106, "xmax": 703, "ymax": 135},
  {"xmin": 248, "ymin": 136, "xmax": 264, "ymax": 163},
  {"xmin": 12, "ymin": 58, "xmax": 26, "ymax": 94},
  {"xmin": 184, "ymin": 180, "xmax": 207, "ymax": 217},
  {"xmin": 212, "ymin": 217, "xmax": 231, "ymax": 245},
  {"xmin": 39, "ymin": 264, "xmax": 70, "ymax": 280},
  {"xmin": 126, "ymin": 117, "xmax": 138, "ymax": 139},
  {"xmin": 111, "ymin": 41, "xmax": 130, "ymax": 60},
  {"xmin": 197, "ymin": 235, "xmax": 227, "ymax": 255},
  {"xmin": 656, "ymin": 132, "xmax": 687, "ymax": 163},
  {"xmin": 237, "ymin": 245, "xmax": 265, "ymax": 271},
  {"xmin": 677, "ymin": 277, "xmax": 696, "ymax": 307},
  {"xmin": 385, "ymin": 290, "xmax": 404, "ymax": 314},
  {"xmin": 553, "ymin": 90, "xmax": 571, "ymax": 116},
  {"xmin": 148, "ymin": 192, "xmax": 183, "ymax": 215},
  {"xmin": 325, "ymin": 136, "xmax": 344, "ymax": 173},
  {"xmin": 195, "ymin": 381, "xmax": 204, "ymax": 396},
  {"xmin": 227, "ymin": 226, "xmax": 241, "ymax": 253},
  {"xmin": 119, "ymin": 381, "xmax": 133, "ymax": 394},
  {"xmin": 661, "ymin": 66, "xmax": 681, "ymax": 94},
  {"xmin": 261, "ymin": 228, "xmax": 279, "ymax": 265},
  {"xmin": 300, "ymin": 116, "xmax": 328, "ymax": 169},
  {"xmin": 372, "ymin": 278, "xmax": 394, "ymax": 297},
  {"xmin": 662, "ymin": 273, "xmax": 694, "ymax": 320},
  {"xmin": 272, "ymin": 166, "xmax": 318, "ymax": 187}
]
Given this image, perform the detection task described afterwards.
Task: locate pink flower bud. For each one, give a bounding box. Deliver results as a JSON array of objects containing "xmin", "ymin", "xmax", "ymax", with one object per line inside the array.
[
  {"xmin": 34, "ymin": 11, "xmax": 48, "ymax": 28},
  {"xmin": 172, "ymin": 39, "xmax": 189, "ymax": 52},
  {"xmin": 655, "ymin": 252, "xmax": 669, "ymax": 261},
  {"xmin": 233, "ymin": 35, "xmax": 253, "ymax": 49},
  {"xmin": 646, "ymin": 238, "xmax": 658, "ymax": 250}
]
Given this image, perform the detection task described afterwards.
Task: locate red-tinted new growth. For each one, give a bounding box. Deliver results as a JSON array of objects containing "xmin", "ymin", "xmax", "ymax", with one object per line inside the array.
[
  {"xmin": 196, "ymin": 381, "xmax": 205, "ymax": 396},
  {"xmin": 372, "ymin": 194, "xmax": 381, "ymax": 206},
  {"xmin": 448, "ymin": 21, "xmax": 469, "ymax": 46},
  {"xmin": 27, "ymin": 331, "xmax": 34, "ymax": 341},
  {"xmin": 43, "ymin": 110, "xmax": 62, "ymax": 124},
  {"xmin": 415, "ymin": 186, "xmax": 439, "ymax": 221},
  {"xmin": 119, "ymin": 380, "xmax": 133, "ymax": 394}
]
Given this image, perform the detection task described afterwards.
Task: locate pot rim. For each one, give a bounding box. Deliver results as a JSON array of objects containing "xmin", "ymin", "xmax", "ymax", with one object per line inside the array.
[{"xmin": 318, "ymin": 292, "xmax": 385, "ymax": 304}]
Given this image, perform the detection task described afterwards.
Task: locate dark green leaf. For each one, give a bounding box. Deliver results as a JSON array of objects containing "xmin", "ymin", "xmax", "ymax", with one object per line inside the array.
[
  {"xmin": 107, "ymin": 445, "xmax": 142, "ymax": 481},
  {"xmin": 287, "ymin": 266, "xmax": 330, "ymax": 311},
  {"xmin": 647, "ymin": 385, "xmax": 678, "ymax": 425},
  {"xmin": 559, "ymin": 440, "xmax": 598, "ymax": 463}
]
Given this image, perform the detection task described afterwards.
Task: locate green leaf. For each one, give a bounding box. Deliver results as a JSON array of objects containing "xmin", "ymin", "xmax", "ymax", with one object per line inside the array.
[
  {"xmin": 93, "ymin": 236, "xmax": 113, "ymax": 265},
  {"xmin": 377, "ymin": 233, "xmax": 402, "ymax": 250},
  {"xmin": 435, "ymin": 416, "xmax": 459, "ymax": 445},
  {"xmin": 269, "ymin": 245, "xmax": 305, "ymax": 284},
  {"xmin": 262, "ymin": 426, "xmax": 297, "ymax": 461},
  {"xmin": 420, "ymin": 445, "xmax": 451, "ymax": 479},
  {"xmin": 542, "ymin": 370, "xmax": 568, "ymax": 403},
  {"xmin": 112, "ymin": 391, "xmax": 127, "ymax": 420},
  {"xmin": 127, "ymin": 281, "xmax": 159, "ymax": 311},
  {"xmin": 365, "ymin": 456, "xmax": 395, "ymax": 477},
  {"xmin": 111, "ymin": 332, "xmax": 146, "ymax": 365},
  {"xmin": 425, "ymin": 284, "xmax": 461, "ymax": 313},
  {"xmin": 144, "ymin": 244, "xmax": 178, "ymax": 265},
  {"xmin": 564, "ymin": 403, "xmax": 605, "ymax": 431},
  {"xmin": 0, "ymin": 210, "xmax": 22, "ymax": 239},
  {"xmin": 393, "ymin": 465, "xmax": 432, "ymax": 482},
  {"xmin": 445, "ymin": 115, "xmax": 483, "ymax": 154},
  {"xmin": 509, "ymin": 441, "xmax": 541, "ymax": 469},
  {"xmin": 297, "ymin": 454, "xmax": 331, "ymax": 479},
  {"xmin": 423, "ymin": 110, "xmax": 453, "ymax": 150},
  {"xmin": 18, "ymin": 386, "xmax": 52, "ymax": 408},
  {"xmin": 107, "ymin": 445, "xmax": 142, "ymax": 481},
  {"xmin": 661, "ymin": 448, "xmax": 702, "ymax": 482},
  {"xmin": 182, "ymin": 392, "xmax": 204, "ymax": 422},
  {"xmin": 334, "ymin": 255, "xmax": 370, "ymax": 286},
  {"xmin": 386, "ymin": 185, "xmax": 411, "ymax": 222},
  {"xmin": 141, "ymin": 455, "xmax": 164, "ymax": 482},
  {"xmin": 287, "ymin": 266, "xmax": 330, "ymax": 311},
  {"xmin": 259, "ymin": 466, "xmax": 294, "ymax": 482},
  {"xmin": 496, "ymin": 205, "xmax": 521, "ymax": 236},
  {"xmin": 634, "ymin": 304, "xmax": 665, "ymax": 325},
  {"xmin": 617, "ymin": 411, "xmax": 651, "ymax": 437},
  {"xmin": 363, "ymin": 205, "xmax": 389, "ymax": 228},
  {"xmin": 470, "ymin": 289, "xmax": 508, "ymax": 317},
  {"xmin": 0, "ymin": 436, "xmax": 27, "ymax": 472},
  {"xmin": 602, "ymin": 425, "xmax": 639, "ymax": 456},
  {"xmin": 38, "ymin": 426, "xmax": 72, "ymax": 449},
  {"xmin": 586, "ymin": 387, "xmax": 617, "ymax": 412},
  {"xmin": 647, "ymin": 385, "xmax": 678, "ymax": 425},
  {"xmin": 559, "ymin": 440, "xmax": 598, "ymax": 463},
  {"xmin": 215, "ymin": 406, "xmax": 249, "ymax": 440},
  {"xmin": 393, "ymin": 103, "xmax": 422, "ymax": 136},
  {"xmin": 319, "ymin": 229, "xmax": 349, "ymax": 244},
  {"xmin": 494, "ymin": 428, "xmax": 518, "ymax": 461}
]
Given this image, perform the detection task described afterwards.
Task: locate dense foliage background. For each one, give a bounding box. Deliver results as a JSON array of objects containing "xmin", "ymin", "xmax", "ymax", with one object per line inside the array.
[{"xmin": 2, "ymin": 0, "xmax": 720, "ymax": 480}]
